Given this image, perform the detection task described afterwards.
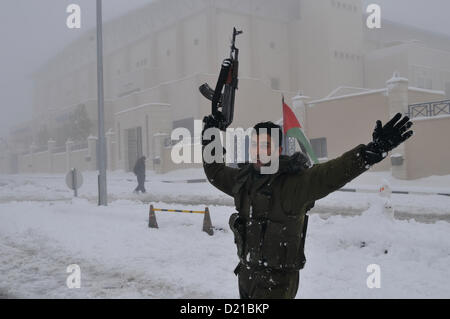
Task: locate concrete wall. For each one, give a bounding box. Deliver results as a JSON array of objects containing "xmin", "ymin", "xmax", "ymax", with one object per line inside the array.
[
  {"xmin": 69, "ymin": 149, "xmax": 90, "ymax": 172},
  {"xmin": 408, "ymin": 88, "xmax": 448, "ymax": 105},
  {"xmin": 306, "ymin": 91, "xmax": 391, "ymax": 172},
  {"xmin": 405, "ymin": 116, "xmax": 450, "ymax": 179},
  {"xmin": 115, "ymin": 103, "xmax": 171, "ymax": 171},
  {"xmin": 52, "ymin": 152, "xmax": 67, "ymax": 174},
  {"xmin": 5, "ymin": 135, "xmax": 102, "ymax": 175}
]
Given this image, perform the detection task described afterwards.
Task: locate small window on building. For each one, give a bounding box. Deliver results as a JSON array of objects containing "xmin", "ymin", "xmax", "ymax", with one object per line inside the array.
[
  {"xmin": 173, "ymin": 117, "xmax": 194, "ymax": 143},
  {"xmin": 270, "ymin": 41, "xmax": 276, "ymax": 49},
  {"xmin": 270, "ymin": 77, "xmax": 280, "ymax": 90},
  {"xmin": 417, "ymin": 76, "xmax": 425, "ymax": 89},
  {"xmin": 194, "ymin": 38, "xmax": 199, "ymax": 46},
  {"xmin": 311, "ymin": 138, "xmax": 328, "ymax": 159}
]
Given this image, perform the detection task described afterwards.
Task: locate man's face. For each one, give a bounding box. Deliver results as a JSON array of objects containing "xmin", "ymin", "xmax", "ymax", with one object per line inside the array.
[{"xmin": 250, "ymin": 132, "xmax": 282, "ymax": 170}]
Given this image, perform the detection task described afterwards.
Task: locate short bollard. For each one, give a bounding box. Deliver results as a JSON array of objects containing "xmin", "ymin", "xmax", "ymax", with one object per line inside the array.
[
  {"xmin": 202, "ymin": 207, "xmax": 214, "ymax": 236},
  {"xmin": 148, "ymin": 205, "xmax": 159, "ymax": 229},
  {"xmin": 148, "ymin": 205, "xmax": 214, "ymax": 236}
]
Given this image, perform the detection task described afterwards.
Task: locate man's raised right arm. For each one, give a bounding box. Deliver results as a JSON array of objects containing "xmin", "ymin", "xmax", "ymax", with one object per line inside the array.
[{"xmin": 202, "ymin": 115, "xmax": 239, "ymax": 197}]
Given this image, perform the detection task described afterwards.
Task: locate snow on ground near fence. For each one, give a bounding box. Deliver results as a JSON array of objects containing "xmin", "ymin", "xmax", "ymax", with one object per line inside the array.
[
  {"xmin": 0, "ymin": 197, "xmax": 449, "ymax": 298},
  {"xmin": 0, "ymin": 170, "xmax": 449, "ymax": 298},
  {"xmin": 1, "ymin": 169, "xmax": 449, "ymax": 218}
]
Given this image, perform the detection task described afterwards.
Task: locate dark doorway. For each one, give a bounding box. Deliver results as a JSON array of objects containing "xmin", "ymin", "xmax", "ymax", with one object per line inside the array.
[{"xmin": 127, "ymin": 126, "xmax": 143, "ymax": 171}]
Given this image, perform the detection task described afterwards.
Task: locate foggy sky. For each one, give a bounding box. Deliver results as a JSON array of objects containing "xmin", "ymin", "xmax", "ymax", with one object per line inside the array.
[{"xmin": 1, "ymin": 0, "xmax": 449, "ymax": 139}]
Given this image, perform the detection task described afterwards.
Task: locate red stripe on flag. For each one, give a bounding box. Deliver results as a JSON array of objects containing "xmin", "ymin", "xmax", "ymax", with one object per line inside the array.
[{"xmin": 282, "ymin": 100, "xmax": 302, "ymax": 134}]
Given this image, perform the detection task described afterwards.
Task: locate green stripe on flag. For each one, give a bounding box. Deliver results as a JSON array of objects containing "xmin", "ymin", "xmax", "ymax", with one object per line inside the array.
[{"xmin": 286, "ymin": 127, "xmax": 319, "ymax": 164}]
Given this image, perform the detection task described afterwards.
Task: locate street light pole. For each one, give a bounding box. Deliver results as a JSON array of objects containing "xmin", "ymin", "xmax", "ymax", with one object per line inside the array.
[{"xmin": 96, "ymin": 0, "xmax": 107, "ymax": 206}]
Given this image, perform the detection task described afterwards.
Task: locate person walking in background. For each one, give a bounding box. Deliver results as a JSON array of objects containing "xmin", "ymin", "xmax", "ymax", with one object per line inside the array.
[{"xmin": 133, "ymin": 156, "xmax": 146, "ymax": 194}]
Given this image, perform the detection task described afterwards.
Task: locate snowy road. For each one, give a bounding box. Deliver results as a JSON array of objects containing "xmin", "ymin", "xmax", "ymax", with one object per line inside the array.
[
  {"xmin": 1, "ymin": 171, "xmax": 450, "ymax": 298},
  {"xmin": 1, "ymin": 170, "xmax": 450, "ymax": 219},
  {"xmin": 0, "ymin": 199, "xmax": 238, "ymax": 298},
  {"xmin": 1, "ymin": 197, "xmax": 450, "ymax": 298}
]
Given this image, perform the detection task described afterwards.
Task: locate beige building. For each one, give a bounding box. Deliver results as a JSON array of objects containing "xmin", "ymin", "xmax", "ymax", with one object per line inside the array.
[{"xmin": 2, "ymin": 0, "xmax": 450, "ymax": 179}]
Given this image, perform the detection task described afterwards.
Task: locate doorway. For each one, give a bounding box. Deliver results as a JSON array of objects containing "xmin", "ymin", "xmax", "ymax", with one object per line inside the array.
[{"xmin": 127, "ymin": 126, "xmax": 143, "ymax": 171}]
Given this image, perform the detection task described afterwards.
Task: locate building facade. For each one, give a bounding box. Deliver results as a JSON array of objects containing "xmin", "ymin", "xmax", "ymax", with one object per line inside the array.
[{"xmin": 2, "ymin": 0, "xmax": 450, "ymax": 179}]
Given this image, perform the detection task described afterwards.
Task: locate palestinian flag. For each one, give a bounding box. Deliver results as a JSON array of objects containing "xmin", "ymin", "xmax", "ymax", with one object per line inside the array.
[{"xmin": 282, "ymin": 97, "xmax": 319, "ymax": 164}]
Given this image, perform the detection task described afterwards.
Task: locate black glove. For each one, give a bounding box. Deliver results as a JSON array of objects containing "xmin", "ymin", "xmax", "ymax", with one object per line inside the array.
[
  {"xmin": 363, "ymin": 113, "xmax": 414, "ymax": 166},
  {"xmin": 202, "ymin": 115, "xmax": 221, "ymax": 147}
]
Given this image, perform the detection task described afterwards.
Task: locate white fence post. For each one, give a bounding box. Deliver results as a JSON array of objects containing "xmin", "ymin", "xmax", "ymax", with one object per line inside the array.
[
  {"xmin": 87, "ymin": 135, "xmax": 98, "ymax": 171},
  {"xmin": 29, "ymin": 143, "xmax": 37, "ymax": 173},
  {"xmin": 48, "ymin": 139, "xmax": 56, "ymax": 173},
  {"xmin": 106, "ymin": 129, "xmax": 114, "ymax": 171},
  {"xmin": 386, "ymin": 72, "xmax": 409, "ymax": 180},
  {"xmin": 66, "ymin": 139, "xmax": 74, "ymax": 171}
]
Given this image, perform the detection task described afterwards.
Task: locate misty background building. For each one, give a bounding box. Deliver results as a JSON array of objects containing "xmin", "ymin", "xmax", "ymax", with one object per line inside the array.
[{"xmin": 1, "ymin": 0, "xmax": 449, "ymax": 179}]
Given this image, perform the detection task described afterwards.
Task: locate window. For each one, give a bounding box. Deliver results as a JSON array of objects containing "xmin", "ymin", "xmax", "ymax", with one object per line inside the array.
[
  {"xmin": 310, "ymin": 138, "xmax": 327, "ymax": 159},
  {"xmin": 417, "ymin": 76, "xmax": 425, "ymax": 89},
  {"xmin": 173, "ymin": 117, "xmax": 194, "ymax": 143},
  {"xmin": 270, "ymin": 77, "xmax": 280, "ymax": 90}
]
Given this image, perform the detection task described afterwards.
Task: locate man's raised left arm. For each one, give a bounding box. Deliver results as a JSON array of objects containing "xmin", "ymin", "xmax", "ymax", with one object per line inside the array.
[{"xmin": 282, "ymin": 113, "xmax": 414, "ymax": 205}]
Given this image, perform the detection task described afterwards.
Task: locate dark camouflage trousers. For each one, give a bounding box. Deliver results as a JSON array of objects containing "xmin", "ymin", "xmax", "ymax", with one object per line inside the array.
[{"xmin": 236, "ymin": 264, "xmax": 300, "ymax": 299}]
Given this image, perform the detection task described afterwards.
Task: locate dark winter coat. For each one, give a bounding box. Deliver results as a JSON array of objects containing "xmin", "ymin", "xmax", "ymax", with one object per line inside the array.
[
  {"xmin": 203, "ymin": 145, "xmax": 368, "ymax": 271},
  {"xmin": 133, "ymin": 157, "xmax": 146, "ymax": 177}
]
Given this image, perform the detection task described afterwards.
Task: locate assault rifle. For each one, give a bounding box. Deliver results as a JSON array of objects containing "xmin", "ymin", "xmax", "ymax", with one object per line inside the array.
[{"xmin": 199, "ymin": 27, "xmax": 243, "ymax": 131}]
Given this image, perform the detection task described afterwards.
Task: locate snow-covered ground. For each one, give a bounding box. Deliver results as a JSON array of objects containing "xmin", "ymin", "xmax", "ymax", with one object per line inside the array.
[{"xmin": 0, "ymin": 169, "xmax": 449, "ymax": 298}]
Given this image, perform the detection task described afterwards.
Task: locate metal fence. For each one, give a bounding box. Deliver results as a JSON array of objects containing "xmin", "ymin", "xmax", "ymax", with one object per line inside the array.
[
  {"xmin": 52, "ymin": 145, "xmax": 66, "ymax": 154},
  {"xmin": 71, "ymin": 142, "xmax": 88, "ymax": 151},
  {"xmin": 34, "ymin": 145, "xmax": 48, "ymax": 153},
  {"xmin": 406, "ymin": 99, "xmax": 450, "ymax": 118}
]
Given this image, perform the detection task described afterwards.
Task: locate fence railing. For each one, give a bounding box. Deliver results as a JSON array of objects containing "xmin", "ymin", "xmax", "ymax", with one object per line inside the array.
[
  {"xmin": 406, "ymin": 100, "xmax": 450, "ymax": 118},
  {"xmin": 52, "ymin": 145, "xmax": 66, "ymax": 154},
  {"xmin": 71, "ymin": 142, "xmax": 88, "ymax": 151},
  {"xmin": 34, "ymin": 145, "xmax": 48, "ymax": 153}
]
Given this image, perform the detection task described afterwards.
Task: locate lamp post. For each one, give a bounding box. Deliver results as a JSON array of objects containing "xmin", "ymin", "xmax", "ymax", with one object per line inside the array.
[{"xmin": 96, "ymin": 0, "xmax": 107, "ymax": 206}]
